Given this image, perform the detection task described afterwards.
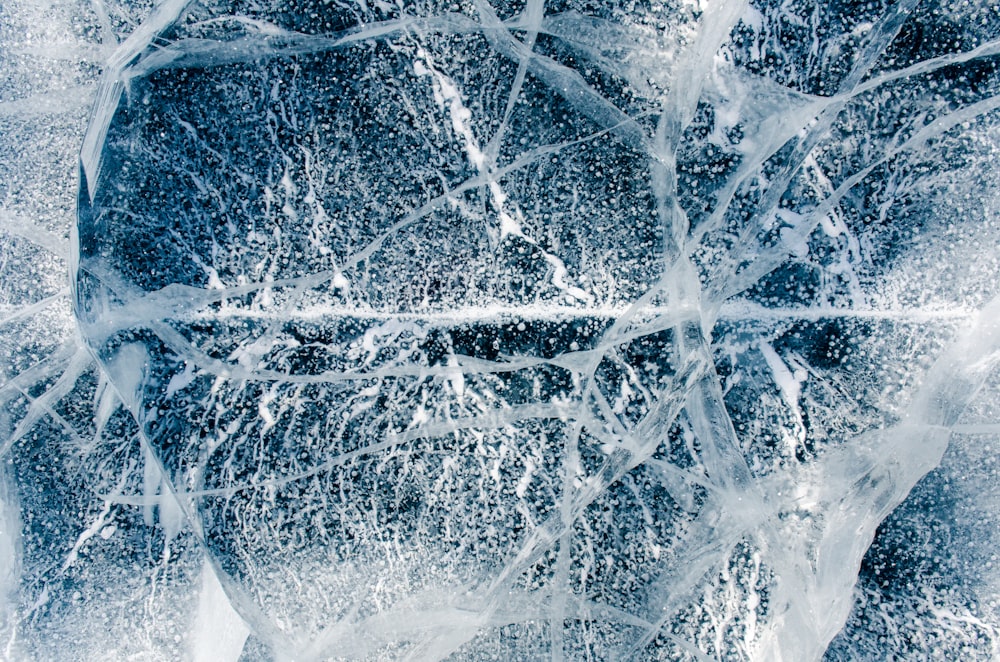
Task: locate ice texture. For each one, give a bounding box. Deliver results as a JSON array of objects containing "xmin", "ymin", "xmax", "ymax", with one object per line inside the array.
[{"xmin": 2, "ymin": 0, "xmax": 1000, "ymax": 659}]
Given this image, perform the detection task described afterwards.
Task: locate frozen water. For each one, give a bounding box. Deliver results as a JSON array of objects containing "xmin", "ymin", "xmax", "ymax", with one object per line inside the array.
[{"xmin": 3, "ymin": 0, "xmax": 1000, "ymax": 659}]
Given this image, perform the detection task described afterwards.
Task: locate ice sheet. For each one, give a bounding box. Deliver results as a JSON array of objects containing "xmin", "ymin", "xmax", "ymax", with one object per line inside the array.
[{"xmin": 2, "ymin": 0, "xmax": 1000, "ymax": 659}]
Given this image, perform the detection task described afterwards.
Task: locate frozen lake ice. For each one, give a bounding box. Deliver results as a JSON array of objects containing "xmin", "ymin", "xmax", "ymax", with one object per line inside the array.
[{"xmin": 2, "ymin": 0, "xmax": 1000, "ymax": 659}]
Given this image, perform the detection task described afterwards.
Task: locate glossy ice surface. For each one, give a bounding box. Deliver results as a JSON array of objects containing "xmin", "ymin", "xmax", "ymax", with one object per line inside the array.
[{"xmin": 2, "ymin": 0, "xmax": 1000, "ymax": 659}]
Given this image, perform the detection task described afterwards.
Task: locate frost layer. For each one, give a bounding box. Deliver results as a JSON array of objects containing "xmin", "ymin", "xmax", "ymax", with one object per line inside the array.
[{"xmin": 74, "ymin": 0, "xmax": 1000, "ymax": 659}]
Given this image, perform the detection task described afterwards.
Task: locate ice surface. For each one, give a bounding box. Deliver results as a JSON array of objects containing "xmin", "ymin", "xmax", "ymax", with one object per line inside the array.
[{"xmin": 2, "ymin": 0, "xmax": 1000, "ymax": 659}]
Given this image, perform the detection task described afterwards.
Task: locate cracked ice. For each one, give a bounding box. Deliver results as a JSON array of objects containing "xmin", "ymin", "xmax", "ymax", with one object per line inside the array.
[{"xmin": 2, "ymin": 0, "xmax": 1000, "ymax": 660}]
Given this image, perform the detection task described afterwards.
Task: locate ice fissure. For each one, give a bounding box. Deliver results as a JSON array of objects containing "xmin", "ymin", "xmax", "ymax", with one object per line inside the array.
[{"xmin": 2, "ymin": 0, "xmax": 1000, "ymax": 659}]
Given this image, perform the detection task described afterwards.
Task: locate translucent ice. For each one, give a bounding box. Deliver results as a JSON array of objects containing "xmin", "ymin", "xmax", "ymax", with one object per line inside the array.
[{"xmin": 1, "ymin": 0, "xmax": 999, "ymax": 659}]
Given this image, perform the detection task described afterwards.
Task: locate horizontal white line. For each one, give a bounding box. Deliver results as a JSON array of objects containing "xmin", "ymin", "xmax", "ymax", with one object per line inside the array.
[{"xmin": 181, "ymin": 301, "xmax": 973, "ymax": 325}]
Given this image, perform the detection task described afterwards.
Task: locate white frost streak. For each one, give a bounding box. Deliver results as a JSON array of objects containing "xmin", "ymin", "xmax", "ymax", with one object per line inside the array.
[
  {"xmin": 758, "ymin": 340, "xmax": 807, "ymax": 453},
  {"xmin": 413, "ymin": 48, "xmax": 592, "ymax": 303},
  {"xmin": 0, "ymin": 467, "xmax": 20, "ymax": 639},
  {"xmin": 189, "ymin": 561, "xmax": 250, "ymax": 662}
]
